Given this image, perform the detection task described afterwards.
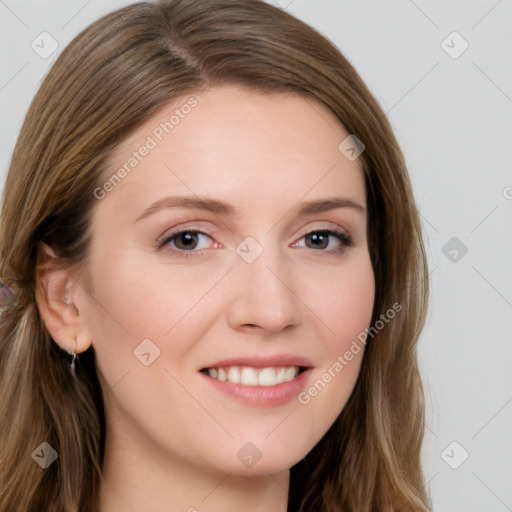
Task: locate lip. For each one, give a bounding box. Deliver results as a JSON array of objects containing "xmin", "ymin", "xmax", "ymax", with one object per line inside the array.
[
  {"xmin": 200, "ymin": 369, "xmax": 312, "ymax": 407},
  {"xmin": 199, "ymin": 354, "xmax": 314, "ymax": 408}
]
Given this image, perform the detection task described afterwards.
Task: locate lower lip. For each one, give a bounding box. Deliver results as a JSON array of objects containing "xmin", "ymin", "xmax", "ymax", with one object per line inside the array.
[{"xmin": 200, "ymin": 370, "xmax": 311, "ymax": 407}]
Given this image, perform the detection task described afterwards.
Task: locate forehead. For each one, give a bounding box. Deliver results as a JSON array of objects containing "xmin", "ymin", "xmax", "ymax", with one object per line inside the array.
[{"xmin": 98, "ymin": 86, "xmax": 366, "ymax": 217}]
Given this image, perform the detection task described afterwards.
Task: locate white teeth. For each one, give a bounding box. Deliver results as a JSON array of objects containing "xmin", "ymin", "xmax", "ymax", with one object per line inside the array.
[
  {"xmin": 258, "ymin": 367, "xmax": 277, "ymax": 386},
  {"xmin": 205, "ymin": 365, "xmax": 300, "ymax": 386},
  {"xmin": 240, "ymin": 367, "xmax": 258, "ymax": 385},
  {"xmin": 284, "ymin": 367, "xmax": 297, "ymax": 382},
  {"xmin": 228, "ymin": 366, "xmax": 241, "ymax": 383}
]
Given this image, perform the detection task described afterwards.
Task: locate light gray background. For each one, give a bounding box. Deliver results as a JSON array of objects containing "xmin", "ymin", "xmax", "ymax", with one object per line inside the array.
[{"xmin": 1, "ymin": 1, "xmax": 511, "ymax": 510}]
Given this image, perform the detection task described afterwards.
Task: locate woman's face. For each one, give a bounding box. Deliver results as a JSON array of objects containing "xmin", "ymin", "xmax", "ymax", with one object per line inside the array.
[{"xmin": 76, "ymin": 86, "xmax": 374, "ymax": 475}]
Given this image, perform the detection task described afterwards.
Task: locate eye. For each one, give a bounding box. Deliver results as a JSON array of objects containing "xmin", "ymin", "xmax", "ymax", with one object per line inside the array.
[
  {"xmin": 158, "ymin": 228, "xmax": 352, "ymax": 256},
  {"xmin": 294, "ymin": 230, "xmax": 353, "ymax": 253},
  {"xmin": 160, "ymin": 230, "xmax": 214, "ymax": 252}
]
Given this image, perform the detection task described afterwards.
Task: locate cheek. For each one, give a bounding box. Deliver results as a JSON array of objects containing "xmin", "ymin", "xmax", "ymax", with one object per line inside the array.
[
  {"xmin": 81, "ymin": 253, "xmax": 228, "ymax": 382},
  {"xmin": 98, "ymin": 249, "xmax": 229, "ymax": 322},
  {"xmin": 303, "ymin": 253, "xmax": 375, "ymax": 346},
  {"xmin": 294, "ymin": 255, "xmax": 374, "ymax": 428}
]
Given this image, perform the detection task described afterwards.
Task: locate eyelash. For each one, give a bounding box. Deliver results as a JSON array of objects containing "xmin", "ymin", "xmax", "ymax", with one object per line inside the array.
[{"xmin": 158, "ymin": 228, "xmax": 354, "ymax": 258}]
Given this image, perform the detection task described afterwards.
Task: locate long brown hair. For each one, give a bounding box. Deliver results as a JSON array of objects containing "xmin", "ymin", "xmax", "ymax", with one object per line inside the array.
[{"xmin": 0, "ymin": 1, "xmax": 430, "ymax": 510}]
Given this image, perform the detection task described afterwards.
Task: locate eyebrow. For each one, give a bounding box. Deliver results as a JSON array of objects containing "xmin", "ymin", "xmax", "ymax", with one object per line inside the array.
[{"xmin": 135, "ymin": 195, "xmax": 365, "ymax": 222}]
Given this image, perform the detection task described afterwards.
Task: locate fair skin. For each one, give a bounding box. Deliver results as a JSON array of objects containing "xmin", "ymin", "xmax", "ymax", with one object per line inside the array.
[{"xmin": 37, "ymin": 86, "xmax": 374, "ymax": 512}]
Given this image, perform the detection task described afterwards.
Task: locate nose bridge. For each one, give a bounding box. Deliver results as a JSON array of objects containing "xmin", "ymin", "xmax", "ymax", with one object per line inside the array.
[{"xmin": 227, "ymin": 238, "xmax": 302, "ymax": 332}]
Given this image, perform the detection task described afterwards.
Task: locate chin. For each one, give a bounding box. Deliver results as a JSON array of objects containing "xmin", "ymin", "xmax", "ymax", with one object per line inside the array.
[{"xmin": 205, "ymin": 437, "xmax": 315, "ymax": 477}]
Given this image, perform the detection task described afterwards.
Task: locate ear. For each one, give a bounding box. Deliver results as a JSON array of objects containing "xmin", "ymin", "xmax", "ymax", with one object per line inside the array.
[{"xmin": 35, "ymin": 243, "xmax": 92, "ymax": 355}]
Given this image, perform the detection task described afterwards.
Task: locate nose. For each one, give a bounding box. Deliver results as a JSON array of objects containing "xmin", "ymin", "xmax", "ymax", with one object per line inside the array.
[{"xmin": 226, "ymin": 247, "xmax": 302, "ymax": 334}]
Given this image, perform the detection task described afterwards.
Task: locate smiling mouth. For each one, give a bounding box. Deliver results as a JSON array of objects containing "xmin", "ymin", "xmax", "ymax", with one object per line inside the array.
[{"xmin": 200, "ymin": 365, "xmax": 307, "ymax": 387}]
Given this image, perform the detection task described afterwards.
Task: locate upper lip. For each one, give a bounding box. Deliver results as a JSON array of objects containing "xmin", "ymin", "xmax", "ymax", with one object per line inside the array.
[{"xmin": 201, "ymin": 354, "xmax": 314, "ymax": 370}]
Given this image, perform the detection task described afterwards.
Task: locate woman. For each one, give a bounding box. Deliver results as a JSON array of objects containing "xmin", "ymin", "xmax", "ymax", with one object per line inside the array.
[{"xmin": 0, "ymin": 1, "xmax": 430, "ymax": 510}]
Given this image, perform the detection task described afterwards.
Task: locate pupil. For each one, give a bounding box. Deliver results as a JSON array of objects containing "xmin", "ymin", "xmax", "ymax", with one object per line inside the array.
[
  {"xmin": 176, "ymin": 232, "xmax": 198, "ymax": 250},
  {"xmin": 307, "ymin": 232, "xmax": 328, "ymax": 249}
]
